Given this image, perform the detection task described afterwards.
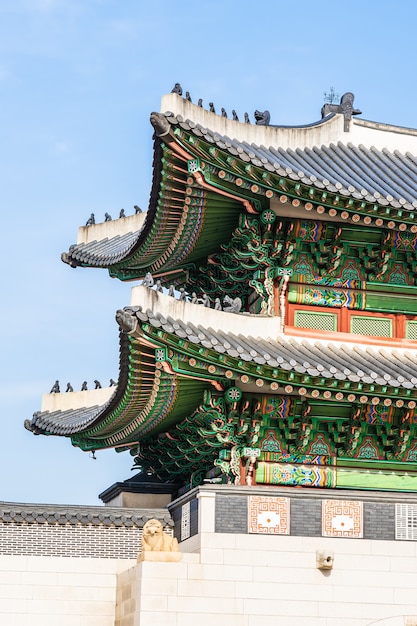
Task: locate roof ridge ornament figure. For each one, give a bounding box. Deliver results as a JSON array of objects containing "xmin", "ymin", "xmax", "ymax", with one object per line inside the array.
[
  {"xmin": 244, "ymin": 112, "xmax": 250, "ymax": 124},
  {"xmin": 119, "ymin": 209, "xmax": 125, "ymax": 218},
  {"xmin": 81, "ymin": 381, "xmax": 88, "ymax": 391},
  {"xmin": 94, "ymin": 380, "xmax": 102, "ymax": 389},
  {"xmin": 185, "ymin": 91, "xmax": 192, "ymax": 102},
  {"xmin": 321, "ymin": 92, "xmax": 362, "ymax": 132},
  {"xmin": 116, "ymin": 309, "xmax": 138, "ymax": 334},
  {"xmin": 232, "ymin": 110, "xmax": 239, "ymax": 121},
  {"xmin": 134, "ymin": 205, "xmax": 142, "ymax": 213},
  {"xmin": 65, "ymin": 383, "xmax": 73, "ymax": 392},
  {"xmin": 223, "ymin": 295, "xmax": 242, "ymax": 313},
  {"xmin": 109, "ymin": 378, "xmax": 117, "ymax": 387},
  {"xmin": 104, "ymin": 212, "xmax": 112, "ymax": 221},
  {"xmin": 209, "ymin": 102, "xmax": 216, "ymax": 113},
  {"xmin": 201, "ymin": 293, "xmax": 211, "ymax": 308},
  {"xmin": 86, "ymin": 213, "xmax": 95, "ymax": 226},
  {"xmin": 142, "ymin": 272, "xmax": 154, "ymax": 287},
  {"xmin": 50, "ymin": 380, "xmax": 60, "ymax": 393},
  {"xmin": 150, "ymin": 111, "xmax": 170, "ymax": 138},
  {"xmin": 254, "ymin": 109, "xmax": 270, "ymax": 126},
  {"xmin": 171, "ymin": 82, "xmax": 182, "ymax": 96}
]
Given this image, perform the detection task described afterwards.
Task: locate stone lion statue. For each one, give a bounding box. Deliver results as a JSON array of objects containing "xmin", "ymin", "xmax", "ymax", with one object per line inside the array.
[{"xmin": 141, "ymin": 519, "xmax": 179, "ymax": 552}]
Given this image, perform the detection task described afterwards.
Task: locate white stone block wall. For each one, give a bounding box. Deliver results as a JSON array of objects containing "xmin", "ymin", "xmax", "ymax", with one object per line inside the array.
[
  {"xmin": 2, "ymin": 532, "xmax": 417, "ymax": 625},
  {"xmin": 0, "ymin": 554, "xmax": 135, "ymax": 626},
  {"xmin": 115, "ymin": 532, "xmax": 417, "ymax": 626}
]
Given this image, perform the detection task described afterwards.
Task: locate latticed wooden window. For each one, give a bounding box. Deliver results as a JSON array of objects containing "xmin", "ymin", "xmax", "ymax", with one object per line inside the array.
[
  {"xmin": 294, "ymin": 310, "xmax": 337, "ymax": 332},
  {"xmin": 406, "ymin": 320, "xmax": 417, "ymax": 340},
  {"xmin": 396, "ymin": 503, "xmax": 417, "ymax": 540},
  {"xmin": 350, "ymin": 316, "xmax": 392, "ymax": 337}
]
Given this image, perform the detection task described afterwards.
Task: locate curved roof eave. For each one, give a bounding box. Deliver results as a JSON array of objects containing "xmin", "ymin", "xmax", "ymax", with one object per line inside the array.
[
  {"xmin": 26, "ymin": 290, "xmax": 417, "ymax": 451},
  {"xmin": 61, "ymin": 124, "xmax": 247, "ymax": 281},
  {"xmin": 25, "ymin": 312, "xmax": 213, "ymax": 450},
  {"xmin": 61, "ymin": 136, "xmax": 165, "ymax": 273},
  {"xmin": 61, "ymin": 94, "xmax": 417, "ymax": 282},
  {"xmin": 127, "ymin": 298, "xmax": 417, "ymax": 404}
]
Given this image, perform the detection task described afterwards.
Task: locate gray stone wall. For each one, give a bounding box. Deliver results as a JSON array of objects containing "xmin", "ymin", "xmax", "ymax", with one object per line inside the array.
[
  {"xmin": 364, "ymin": 501, "xmax": 396, "ymax": 540},
  {"xmin": 290, "ymin": 498, "xmax": 322, "ymax": 536},
  {"xmin": 215, "ymin": 495, "xmax": 247, "ymax": 533},
  {"xmin": 0, "ymin": 503, "xmax": 173, "ymax": 558},
  {"xmin": 208, "ymin": 486, "xmax": 417, "ymax": 541}
]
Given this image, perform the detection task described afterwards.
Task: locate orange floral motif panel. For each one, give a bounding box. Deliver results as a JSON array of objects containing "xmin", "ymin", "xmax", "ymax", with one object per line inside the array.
[
  {"xmin": 248, "ymin": 496, "xmax": 290, "ymax": 535},
  {"xmin": 322, "ymin": 499, "xmax": 363, "ymax": 538}
]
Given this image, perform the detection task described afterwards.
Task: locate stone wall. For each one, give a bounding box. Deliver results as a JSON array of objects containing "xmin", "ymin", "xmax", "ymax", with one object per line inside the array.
[
  {"xmin": 115, "ymin": 532, "xmax": 417, "ymax": 626},
  {"xmin": 0, "ymin": 502, "xmax": 173, "ymax": 559},
  {"xmin": 0, "ymin": 553, "xmax": 132, "ymax": 626},
  {"xmin": 169, "ymin": 485, "xmax": 417, "ymax": 543},
  {"xmin": 2, "ymin": 489, "xmax": 417, "ymax": 625},
  {"xmin": 0, "ymin": 502, "xmax": 172, "ymax": 625}
]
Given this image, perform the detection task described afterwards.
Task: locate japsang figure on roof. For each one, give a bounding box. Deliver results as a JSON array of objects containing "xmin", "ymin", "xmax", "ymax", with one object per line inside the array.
[{"xmin": 26, "ymin": 87, "xmax": 417, "ymax": 493}]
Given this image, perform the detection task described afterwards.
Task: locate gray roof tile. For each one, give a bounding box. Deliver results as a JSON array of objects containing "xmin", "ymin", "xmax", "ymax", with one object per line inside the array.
[
  {"xmin": 137, "ymin": 308, "xmax": 417, "ymax": 390},
  {"xmin": 0, "ymin": 502, "xmax": 172, "ymax": 527},
  {"xmin": 28, "ymin": 305, "xmax": 417, "ymax": 438},
  {"xmin": 63, "ymin": 112, "xmax": 417, "ymax": 270}
]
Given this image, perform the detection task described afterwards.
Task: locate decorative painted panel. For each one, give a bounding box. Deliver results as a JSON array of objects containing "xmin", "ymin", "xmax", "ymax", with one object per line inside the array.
[
  {"xmin": 262, "ymin": 396, "xmax": 292, "ymax": 419},
  {"xmin": 248, "ymin": 495, "xmax": 289, "ymax": 535},
  {"xmin": 393, "ymin": 230, "xmax": 417, "ymax": 251},
  {"xmin": 355, "ymin": 436, "xmax": 383, "ymax": 460},
  {"xmin": 256, "ymin": 462, "xmax": 336, "ymax": 487},
  {"xmin": 322, "ymin": 499, "xmax": 363, "ymax": 538},
  {"xmin": 294, "ymin": 220, "xmax": 323, "ymax": 242},
  {"xmin": 363, "ymin": 404, "xmax": 392, "ymax": 424}
]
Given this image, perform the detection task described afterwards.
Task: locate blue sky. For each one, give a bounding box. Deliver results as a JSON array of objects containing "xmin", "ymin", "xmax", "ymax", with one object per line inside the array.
[{"xmin": 1, "ymin": 0, "xmax": 417, "ymax": 505}]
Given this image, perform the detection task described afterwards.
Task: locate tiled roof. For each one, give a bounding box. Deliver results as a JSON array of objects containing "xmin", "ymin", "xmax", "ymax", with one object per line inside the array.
[
  {"xmin": 169, "ymin": 111, "xmax": 417, "ymax": 211},
  {"xmin": 133, "ymin": 306, "xmax": 417, "ymax": 390},
  {"xmin": 0, "ymin": 501, "xmax": 173, "ymax": 527},
  {"xmin": 63, "ymin": 230, "xmax": 141, "ymax": 267},
  {"xmin": 27, "ymin": 302, "xmax": 417, "ymax": 441},
  {"xmin": 99, "ymin": 471, "xmax": 181, "ymax": 503},
  {"xmin": 27, "ymin": 405, "xmax": 103, "ymax": 435},
  {"xmin": 26, "ymin": 330, "xmax": 132, "ymax": 437},
  {"xmin": 62, "ymin": 103, "xmax": 417, "ymax": 276}
]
